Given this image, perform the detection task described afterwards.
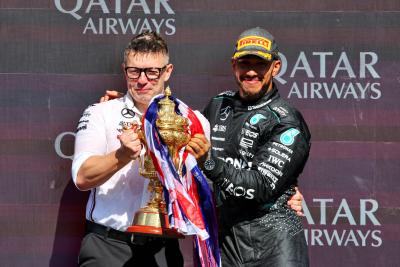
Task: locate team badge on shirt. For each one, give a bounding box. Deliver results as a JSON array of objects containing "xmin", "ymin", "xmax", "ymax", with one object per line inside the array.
[
  {"xmin": 219, "ymin": 106, "xmax": 232, "ymax": 121},
  {"xmin": 280, "ymin": 128, "xmax": 300, "ymax": 146},
  {"xmin": 121, "ymin": 108, "xmax": 135, "ymax": 118},
  {"xmin": 249, "ymin": 114, "xmax": 266, "ymax": 125}
]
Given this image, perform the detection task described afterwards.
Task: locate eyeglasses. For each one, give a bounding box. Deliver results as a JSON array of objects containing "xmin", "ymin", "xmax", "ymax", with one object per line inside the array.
[{"xmin": 125, "ymin": 65, "xmax": 167, "ymax": 80}]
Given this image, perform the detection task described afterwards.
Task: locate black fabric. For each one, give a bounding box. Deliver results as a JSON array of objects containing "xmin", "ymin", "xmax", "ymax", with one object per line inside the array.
[
  {"xmin": 85, "ymin": 220, "xmax": 135, "ymax": 243},
  {"xmin": 203, "ymin": 85, "xmax": 311, "ymax": 221},
  {"xmin": 81, "ymin": 220, "xmax": 184, "ymax": 267},
  {"xmin": 203, "ymin": 84, "xmax": 311, "ymax": 266},
  {"xmin": 221, "ymin": 214, "xmax": 309, "ymax": 267},
  {"xmin": 78, "ymin": 233, "xmax": 160, "ymax": 267}
]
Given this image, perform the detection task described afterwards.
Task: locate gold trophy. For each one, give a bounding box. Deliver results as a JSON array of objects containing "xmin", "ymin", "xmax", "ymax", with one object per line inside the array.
[{"xmin": 126, "ymin": 87, "xmax": 190, "ymax": 238}]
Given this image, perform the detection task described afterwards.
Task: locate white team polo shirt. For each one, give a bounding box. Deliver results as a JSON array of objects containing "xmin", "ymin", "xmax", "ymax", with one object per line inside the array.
[
  {"xmin": 72, "ymin": 93, "xmax": 209, "ymax": 231},
  {"xmin": 72, "ymin": 94, "xmax": 148, "ymax": 231}
]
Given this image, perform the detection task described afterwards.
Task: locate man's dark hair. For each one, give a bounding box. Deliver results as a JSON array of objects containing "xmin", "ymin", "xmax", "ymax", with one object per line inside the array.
[{"xmin": 124, "ymin": 31, "xmax": 169, "ymax": 64}]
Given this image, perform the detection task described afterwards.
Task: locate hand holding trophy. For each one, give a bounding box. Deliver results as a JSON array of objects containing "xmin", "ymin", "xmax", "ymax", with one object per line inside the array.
[
  {"xmin": 126, "ymin": 87, "xmax": 189, "ymax": 238},
  {"xmin": 126, "ymin": 87, "xmax": 220, "ymax": 266}
]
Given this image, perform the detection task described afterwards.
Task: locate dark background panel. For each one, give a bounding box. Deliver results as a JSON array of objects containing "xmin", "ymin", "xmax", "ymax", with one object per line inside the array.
[{"xmin": 0, "ymin": 1, "xmax": 399, "ymax": 266}]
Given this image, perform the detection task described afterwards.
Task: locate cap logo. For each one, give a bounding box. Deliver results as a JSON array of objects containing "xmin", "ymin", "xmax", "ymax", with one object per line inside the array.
[
  {"xmin": 237, "ymin": 36, "xmax": 272, "ymax": 51},
  {"xmin": 233, "ymin": 51, "xmax": 272, "ymax": 60}
]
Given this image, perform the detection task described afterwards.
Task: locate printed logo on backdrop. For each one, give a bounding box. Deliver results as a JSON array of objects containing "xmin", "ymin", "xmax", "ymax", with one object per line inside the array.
[
  {"xmin": 54, "ymin": 0, "xmax": 176, "ymax": 35},
  {"xmin": 275, "ymin": 51, "xmax": 382, "ymax": 99},
  {"xmin": 303, "ymin": 198, "xmax": 382, "ymax": 247}
]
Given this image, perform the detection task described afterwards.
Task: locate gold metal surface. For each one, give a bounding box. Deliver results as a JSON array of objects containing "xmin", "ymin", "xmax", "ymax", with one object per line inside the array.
[
  {"xmin": 156, "ymin": 87, "xmax": 190, "ymax": 173},
  {"xmin": 128, "ymin": 87, "xmax": 189, "ymax": 236}
]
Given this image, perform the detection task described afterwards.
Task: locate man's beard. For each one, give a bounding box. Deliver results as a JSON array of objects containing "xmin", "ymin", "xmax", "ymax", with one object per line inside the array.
[{"xmin": 237, "ymin": 74, "xmax": 271, "ymax": 102}]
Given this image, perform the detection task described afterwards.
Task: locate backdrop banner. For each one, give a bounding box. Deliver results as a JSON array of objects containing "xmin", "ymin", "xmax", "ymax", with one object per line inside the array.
[{"xmin": 0, "ymin": 1, "xmax": 399, "ymax": 266}]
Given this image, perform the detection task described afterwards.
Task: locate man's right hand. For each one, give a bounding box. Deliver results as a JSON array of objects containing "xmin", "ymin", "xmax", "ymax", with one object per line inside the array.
[
  {"xmin": 100, "ymin": 90, "xmax": 124, "ymax": 103},
  {"xmin": 117, "ymin": 123, "xmax": 141, "ymax": 161},
  {"xmin": 186, "ymin": 133, "xmax": 211, "ymax": 166}
]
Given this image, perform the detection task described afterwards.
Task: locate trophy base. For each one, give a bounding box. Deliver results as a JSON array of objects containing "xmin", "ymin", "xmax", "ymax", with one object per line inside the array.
[
  {"xmin": 126, "ymin": 225, "xmax": 184, "ymax": 239},
  {"xmin": 126, "ymin": 209, "xmax": 184, "ymax": 239}
]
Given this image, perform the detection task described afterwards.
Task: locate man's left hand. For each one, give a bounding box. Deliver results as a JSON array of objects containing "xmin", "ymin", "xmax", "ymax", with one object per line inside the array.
[{"xmin": 287, "ymin": 187, "xmax": 304, "ymax": 216}]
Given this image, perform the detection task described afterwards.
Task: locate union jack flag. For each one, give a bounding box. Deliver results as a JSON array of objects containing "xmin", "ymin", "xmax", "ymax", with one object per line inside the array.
[{"xmin": 142, "ymin": 93, "xmax": 221, "ymax": 267}]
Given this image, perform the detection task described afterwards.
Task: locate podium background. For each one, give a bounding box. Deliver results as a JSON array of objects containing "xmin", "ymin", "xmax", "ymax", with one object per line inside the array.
[{"xmin": 1, "ymin": 1, "xmax": 399, "ymax": 266}]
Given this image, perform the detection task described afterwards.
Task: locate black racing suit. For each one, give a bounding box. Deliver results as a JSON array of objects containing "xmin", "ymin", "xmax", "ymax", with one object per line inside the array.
[{"xmin": 203, "ymin": 84, "xmax": 311, "ymax": 267}]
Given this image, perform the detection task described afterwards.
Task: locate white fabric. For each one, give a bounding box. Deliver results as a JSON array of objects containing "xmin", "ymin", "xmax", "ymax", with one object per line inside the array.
[
  {"xmin": 72, "ymin": 94, "xmax": 148, "ymax": 231},
  {"xmin": 71, "ymin": 93, "xmax": 210, "ymax": 231}
]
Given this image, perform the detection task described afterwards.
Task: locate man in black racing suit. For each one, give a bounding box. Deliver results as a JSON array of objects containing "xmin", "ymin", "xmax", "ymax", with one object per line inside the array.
[{"xmin": 202, "ymin": 27, "xmax": 311, "ymax": 266}]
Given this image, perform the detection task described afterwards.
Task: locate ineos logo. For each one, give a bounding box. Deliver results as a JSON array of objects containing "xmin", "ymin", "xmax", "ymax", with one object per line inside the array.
[
  {"xmin": 225, "ymin": 182, "xmax": 255, "ymax": 199},
  {"xmin": 121, "ymin": 108, "xmax": 135, "ymax": 119}
]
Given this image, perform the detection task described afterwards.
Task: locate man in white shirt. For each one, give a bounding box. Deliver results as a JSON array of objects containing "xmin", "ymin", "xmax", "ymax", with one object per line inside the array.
[{"xmin": 72, "ymin": 31, "xmax": 210, "ymax": 267}]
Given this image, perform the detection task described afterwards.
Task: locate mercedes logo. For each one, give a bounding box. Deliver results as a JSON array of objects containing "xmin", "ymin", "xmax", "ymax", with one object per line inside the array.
[
  {"xmin": 219, "ymin": 106, "xmax": 232, "ymax": 121},
  {"xmin": 121, "ymin": 108, "xmax": 135, "ymax": 118}
]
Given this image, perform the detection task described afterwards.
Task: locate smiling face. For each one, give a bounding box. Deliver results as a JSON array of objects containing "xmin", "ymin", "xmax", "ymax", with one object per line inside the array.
[
  {"xmin": 123, "ymin": 51, "xmax": 173, "ymax": 113},
  {"xmin": 232, "ymin": 55, "xmax": 281, "ymax": 102}
]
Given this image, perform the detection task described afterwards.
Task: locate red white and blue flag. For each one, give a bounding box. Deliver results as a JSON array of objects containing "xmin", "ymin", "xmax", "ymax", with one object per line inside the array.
[{"xmin": 142, "ymin": 93, "xmax": 221, "ymax": 267}]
